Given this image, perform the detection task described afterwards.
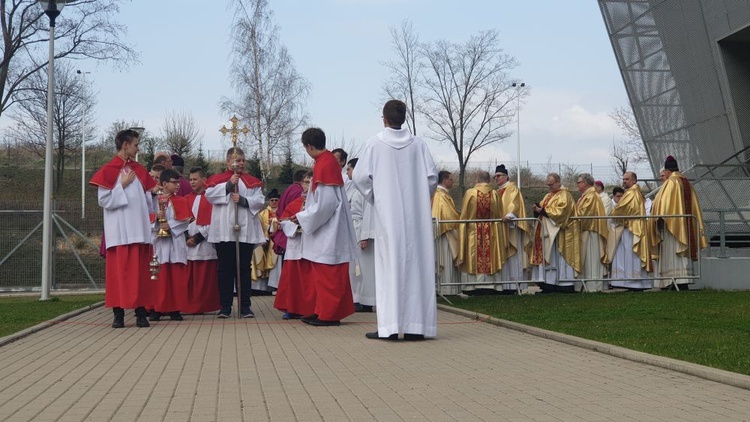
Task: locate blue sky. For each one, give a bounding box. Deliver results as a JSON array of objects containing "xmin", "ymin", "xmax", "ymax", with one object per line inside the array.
[{"xmin": 41, "ymin": 0, "xmax": 633, "ymax": 174}]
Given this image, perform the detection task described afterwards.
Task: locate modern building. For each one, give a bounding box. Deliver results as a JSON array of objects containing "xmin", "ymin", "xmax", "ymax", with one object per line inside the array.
[{"xmin": 599, "ymin": 0, "xmax": 750, "ymax": 288}]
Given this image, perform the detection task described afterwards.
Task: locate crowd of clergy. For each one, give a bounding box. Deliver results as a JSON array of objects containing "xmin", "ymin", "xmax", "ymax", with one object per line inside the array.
[
  {"xmin": 93, "ymin": 100, "xmax": 439, "ymax": 341},
  {"xmin": 432, "ymin": 155, "xmax": 707, "ymax": 295}
]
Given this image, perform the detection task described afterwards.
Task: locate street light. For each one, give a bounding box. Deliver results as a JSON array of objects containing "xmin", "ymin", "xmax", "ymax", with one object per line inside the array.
[
  {"xmin": 77, "ymin": 69, "xmax": 91, "ymax": 219},
  {"xmin": 512, "ymin": 82, "xmax": 525, "ymax": 188},
  {"xmin": 38, "ymin": 0, "xmax": 69, "ymax": 301}
]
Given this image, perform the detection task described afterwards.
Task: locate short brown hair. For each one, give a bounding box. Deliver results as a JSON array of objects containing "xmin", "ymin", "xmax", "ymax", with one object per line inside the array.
[
  {"xmin": 383, "ymin": 100, "xmax": 407, "ymax": 127},
  {"xmin": 115, "ymin": 129, "xmax": 139, "ymax": 151}
]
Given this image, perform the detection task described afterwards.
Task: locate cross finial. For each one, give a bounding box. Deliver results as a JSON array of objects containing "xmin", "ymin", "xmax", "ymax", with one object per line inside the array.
[{"xmin": 219, "ymin": 115, "xmax": 250, "ymax": 149}]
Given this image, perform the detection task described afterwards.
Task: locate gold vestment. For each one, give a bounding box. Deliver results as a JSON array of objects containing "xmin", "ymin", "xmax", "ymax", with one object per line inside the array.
[
  {"xmin": 607, "ymin": 184, "xmax": 652, "ymax": 272},
  {"xmin": 650, "ymin": 171, "xmax": 707, "ymax": 260},
  {"xmin": 457, "ymin": 183, "xmax": 506, "ymax": 274},
  {"xmin": 530, "ymin": 187, "xmax": 581, "ymax": 274}
]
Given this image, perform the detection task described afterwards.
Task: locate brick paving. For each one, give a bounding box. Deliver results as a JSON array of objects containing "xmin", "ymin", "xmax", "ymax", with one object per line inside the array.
[{"xmin": 0, "ymin": 296, "xmax": 748, "ymax": 421}]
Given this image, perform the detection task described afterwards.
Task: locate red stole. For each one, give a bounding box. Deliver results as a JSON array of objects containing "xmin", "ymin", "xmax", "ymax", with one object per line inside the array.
[
  {"xmin": 281, "ymin": 196, "xmax": 304, "ymax": 219},
  {"xmin": 205, "ymin": 170, "xmax": 263, "ymax": 189},
  {"xmin": 90, "ymin": 155, "xmax": 156, "ymax": 192},
  {"xmin": 311, "ymin": 150, "xmax": 343, "ymax": 192},
  {"xmin": 186, "ymin": 193, "xmax": 213, "ymax": 225},
  {"xmin": 475, "ymin": 190, "xmax": 492, "ymax": 274},
  {"xmin": 168, "ymin": 195, "xmax": 192, "ymax": 222}
]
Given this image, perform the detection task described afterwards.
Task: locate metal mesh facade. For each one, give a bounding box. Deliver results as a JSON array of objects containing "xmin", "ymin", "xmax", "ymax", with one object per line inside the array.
[{"xmin": 599, "ymin": 0, "xmax": 750, "ymax": 241}]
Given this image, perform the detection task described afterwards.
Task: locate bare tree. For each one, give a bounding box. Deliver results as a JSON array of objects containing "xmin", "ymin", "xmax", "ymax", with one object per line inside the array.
[
  {"xmin": 6, "ymin": 61, "xmax": 95, "ymax": 193},
  {"xmin": 0, "ymin": 0, "xmax": 138, "ymax": 119},
  {"xmin": 381, "ymin": 20, "xmax": 421, "ymax": 135},
  {"xmin": 420, "ymin": 30, "xmax": 525, "ymax": 193},
  {"xmin": 223, "ymin": 0, "xmax": 310, "ymax": 181},
  {"xmin": 610, "ymin": 138, "xmax": 629, "ymax": 177},
  {"xmin": 161, "ymin": 110, "xmax": 201, "ymax": 158},
  {"xmin": 609, "ymin": 106, "xmax": 648, "ymax": 169}
]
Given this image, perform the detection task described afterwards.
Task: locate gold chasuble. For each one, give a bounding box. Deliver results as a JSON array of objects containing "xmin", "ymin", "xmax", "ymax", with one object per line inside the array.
[
  {"xmin": 575, "ymin": 186, "xmax": 609, "ymax": 264},
  {"xmin": 457, "ymin": 183, "xmax": 506, "ymax": 274},
  {"xmin": 251, "ymin": 205, "xmax": 279, "ymax": 280},
  {"xmin": 530, "ymin": 187, "xmax": 581, "ymax": 274},
  {"xmin": 608, "ymin": 184, "xmax": 652, "ymax": 272},
  {"xmin": 432, "ymin": 187, "xmax": 460, "ymax": 260},
  {"xmin": 498, "ymin": 182, "xmax": 532, "ymax": 259},
  {"xmin": 650, "ymin": 171, "xmax": 707, "ymax": 260}
]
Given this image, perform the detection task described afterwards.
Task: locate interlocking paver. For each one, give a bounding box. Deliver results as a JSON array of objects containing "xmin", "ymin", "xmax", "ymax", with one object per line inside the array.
[{"xmin": 1, "ymin": 296, "xmax": 749, "ymax": 421}]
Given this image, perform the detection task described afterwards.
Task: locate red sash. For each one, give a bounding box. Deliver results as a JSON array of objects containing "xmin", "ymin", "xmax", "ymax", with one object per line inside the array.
[
  {"xmin": 205, "ymin": 170, "xmax": 263, "ymax": 189},
  {"xmin": 311, "ymin": 150, "xmax": 343, "ymax": 192},
  {"xmin": 168, "ymin": 195, "xmax": 192, "ymax": 222},
  {"xmin": 530, "ymin": 191, "xmax": 558, "ymax": 265},
  {"xmin": 90, "ymin": 155, "xmax": 156, "ymax": 192},
  {"xmin": 186, "ymin": 193, "xmax": 213, "ymax": 225}
]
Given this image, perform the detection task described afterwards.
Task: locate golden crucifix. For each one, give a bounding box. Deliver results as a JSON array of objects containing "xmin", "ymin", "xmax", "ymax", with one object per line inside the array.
[{"xmin": 219, "ymin": 115, "xmax": 250, "ymax": 148}]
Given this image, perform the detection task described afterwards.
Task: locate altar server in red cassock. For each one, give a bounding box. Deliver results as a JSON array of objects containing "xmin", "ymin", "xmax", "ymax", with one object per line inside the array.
[
  {"xmin": 183, "ymin": 167, "xmax": 220, "ymax": 314},
  {"xmin": 273, "ymin": 172, "xmax": 314, "ymax": 319},
  {"xmin": 150, "ymin": 169, "xmax": 191, "ymax": 321},
  {"xmin": 90, "ymin": 129, "xmax": 156, "ymax": 329},
  {"xmin": 289, "ymin": 128, "xmax": 357, "ymax": 326}
]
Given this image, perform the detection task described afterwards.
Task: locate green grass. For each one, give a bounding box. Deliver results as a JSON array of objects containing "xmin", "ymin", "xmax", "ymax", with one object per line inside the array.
[
  {"xmin": 0, "ymin": 294, "xmax": 104, "ymax": 338},
  {"xmin": 440, "ymin": 290, "xmax": 750, "ymax": 376}
]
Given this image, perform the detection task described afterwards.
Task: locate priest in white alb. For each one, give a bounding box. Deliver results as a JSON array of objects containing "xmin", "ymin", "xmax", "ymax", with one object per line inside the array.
[{"xmin": 353, "ymin": 99, "xmax": 438, "ymax": 341}]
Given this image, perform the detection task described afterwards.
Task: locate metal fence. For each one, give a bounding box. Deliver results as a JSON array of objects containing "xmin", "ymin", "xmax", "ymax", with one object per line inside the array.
[
  {"xmin": 434, "ymin": 213, "xmax": 704, "ymax": 295},
  {"xmin": 0, "ymin": 200, "xmax": 104, "ymax": 291}
]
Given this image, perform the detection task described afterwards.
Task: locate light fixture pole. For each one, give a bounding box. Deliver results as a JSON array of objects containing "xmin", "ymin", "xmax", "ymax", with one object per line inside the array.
[
  {"xmin": 512, "ymin": 82, "xmax": 525, "ymax": 188},
  {"xmin": 77, "ymin": 70, "xmax": 90, "ymax": 219},
  {"xmin": 39, "ymin": 0, "xmax": 68, "ymax": 300}
]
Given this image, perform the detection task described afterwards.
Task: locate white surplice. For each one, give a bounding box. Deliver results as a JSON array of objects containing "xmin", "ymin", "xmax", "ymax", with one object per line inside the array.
[
  {"xmin": 98, "ymin": 177, "xmax": 153, "ymax": 248},
  {"xmin": 599, "ymin": 192, "xmax": 614, "ymax": 216},
  {"xmin": 187, "ymin": 194, "xmax": 217, "ymax": 261},
  {"xmin": 297, "ymin": 184, "xmax": 358, "ymax": 265},
  {"xmin": 353, "ymin": 128, "xmax": 438, "ymax": 338},
  {"xmin": 352, "ymin": 187, "xmax": 376, "ymax": 307},
  {"xmin": 152, "ymin": 199, "xmax": 190, "ymax": 264},
  {"xmin": 205, "ymin": 180, "xmax": 266, "ymax": 244},
  {"xmin": 610, "ymin": 228, "xmax": 652, "ymax": 289}
]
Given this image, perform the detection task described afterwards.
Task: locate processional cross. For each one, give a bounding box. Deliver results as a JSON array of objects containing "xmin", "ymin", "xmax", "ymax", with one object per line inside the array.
[{"xmin": 219, "ymin": 115, "xmax": 250, "ymax": 149}]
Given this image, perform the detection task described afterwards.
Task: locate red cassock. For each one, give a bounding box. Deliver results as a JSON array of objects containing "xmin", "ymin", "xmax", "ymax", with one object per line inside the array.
[
  {"xmin": 182, "ymin": 193, "xmax": 220, "ymax": 314},
  {"xmin": 91, "ymin": 155, "xmax": 157, "ymax": 310},
  {"xmin": 153, "ymin": 263, "xmax": 189, "ymax": 313},
  {"xmin": 273, "ymin": 196, "xmax": 316, "ymax": 316},
  {"xmin": 306, "ymin": 150, "xmax": 355, "ymax": 321},
  {"xmin": 152, "ymin": 196, "xmax": 192, "ymax": 313},
  {"xmin": 104, "ymin": 243, "xmax": 153, "ymax": 309}
]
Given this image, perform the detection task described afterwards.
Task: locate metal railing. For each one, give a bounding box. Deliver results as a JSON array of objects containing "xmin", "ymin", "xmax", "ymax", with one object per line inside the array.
[{"xmin": 434, "ymin": 213, "xmax": 704, "ymax": 295}]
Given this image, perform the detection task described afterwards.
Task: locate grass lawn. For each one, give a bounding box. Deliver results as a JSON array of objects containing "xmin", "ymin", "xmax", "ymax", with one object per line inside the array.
[
  {"xmin": 440, "ymin": 290, "xmax": 750, "ymax": 376},
  {"xmin": 0, "ymin": 294, "xmax": 104, "ymax": 338}
]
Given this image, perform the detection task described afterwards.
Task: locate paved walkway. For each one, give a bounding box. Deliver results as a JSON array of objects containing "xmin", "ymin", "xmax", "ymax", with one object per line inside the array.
[{"xmin": 0, "ymin": 296, "xmax": 748, "ymax": 422}]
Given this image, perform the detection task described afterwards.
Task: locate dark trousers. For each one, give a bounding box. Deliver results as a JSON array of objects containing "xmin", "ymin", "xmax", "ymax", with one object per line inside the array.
[{"xmin": 215, "ymin": 241, "xmax": 253, "ymax": 311}]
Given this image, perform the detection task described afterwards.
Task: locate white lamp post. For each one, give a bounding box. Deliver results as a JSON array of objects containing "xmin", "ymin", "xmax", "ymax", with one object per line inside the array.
[
  {"xmin": 38, "ymin": 0, "xmax": 68, "ymax": 300},
  {"xmin": 512, "ymin": 82, "xmax": 525, "ymax": 188},
  {"xmin": 77, "ymin": 70, "xmax": 90, "ymax": 219}
]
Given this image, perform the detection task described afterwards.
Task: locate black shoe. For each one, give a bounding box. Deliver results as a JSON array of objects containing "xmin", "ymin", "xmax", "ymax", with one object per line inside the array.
[
  {"xmin": 309, "ymin": 319, "xmax": 340, "ymax": 326},
  {"xmin": 149, "ymin": 311, "xmax": 161, "ymax": 322},
  {"xmin": 365, "ymin": 331, "xmax": 398, "ymax": 340},
  {"xmin": 112, "ymin": 308, "xmax": 125, "ymax": 328},
  {"xmin": 217, "ymin": 308, "xmax": 231, "ymax": 318},
  {"xmin": 136, "ymin": 316, "xmax": 150, "ymax": 328},
  {"xmin": 301, "ymin": 314, "xmax": 318, "ymax": 324},
  {"xmin": 282, "ymin": 312, "xmax": 302, "ymax": 320},
  {"xmin": 355, "ymin": 304, "xmax": 374, "ymax": 313},
  {"xmin": 241, "ymin": 309, "xmax": 255, "ymax": 318},
  {"xmin": 404, "ymin": 333, "xmax": 425, "ymax": 341},
  {"xmin": 169, "ymin": 312, "xmax": 183, "ymax": 321}
]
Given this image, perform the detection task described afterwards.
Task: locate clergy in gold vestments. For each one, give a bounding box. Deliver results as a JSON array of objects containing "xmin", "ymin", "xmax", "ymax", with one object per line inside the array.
[
  {"xmin": 495, "ymin": 164, "xmax": 532, "ymax": 293},
  {"xmin": 650, "ymin": 156, "xmax": 707, "ymax": 288},
  {"xmin": 457, "ymin": 171, "xmax": 507, "ymax": 293},
  {"xmin": 251, "ymin": 191, "xmax": 280, "ymax": 292},
  {"xmin": 607, "ymin": 172, "xmax": 652, "ymax": 290},
  {"xmin": 432, "ymin": 171, "xmax": 461, "ymax": 295},
  {"xmin": 531, "ymin": 173, "xmax": 581, "ymax": 292},
  {"xmin": 575, "ymin": 174, "xmax": 609, "ymax": 292}
]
